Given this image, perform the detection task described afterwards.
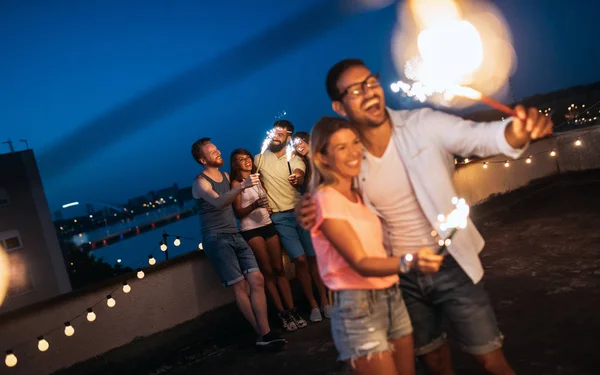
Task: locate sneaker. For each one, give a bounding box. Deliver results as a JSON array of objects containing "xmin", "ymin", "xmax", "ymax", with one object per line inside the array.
[
  {"xmin": 256, "ymin": 331, "xmax": 287, "ymax": 347},
  {"xmin": 310, "ymin": 307, "xmax": 323, "ymax": 322},
  {"xmin": 290, "ymin": 308, "xmax": 308, "ymax": 328},
  {"xmin": 279, "ymin": 310, "xmax": 297, "ymax": 332},
  {"xmin": 322, "ymin": 304, "xmax": 332, "ymax": 319}
]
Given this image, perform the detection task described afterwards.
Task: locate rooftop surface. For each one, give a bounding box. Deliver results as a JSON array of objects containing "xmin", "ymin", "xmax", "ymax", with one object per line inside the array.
[{"xmin": 53, "ymin": 171, "xmax": 600, "ymax": 375}]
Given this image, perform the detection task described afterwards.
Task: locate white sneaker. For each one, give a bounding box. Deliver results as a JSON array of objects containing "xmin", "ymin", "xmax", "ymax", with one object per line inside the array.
[
  {"xmin": 310, "ymin": 307, "xmax": 323, "ymax": 322},
  {"xmin": 322, "ymin": 304, "xmax": 332, "ymax": 319}
]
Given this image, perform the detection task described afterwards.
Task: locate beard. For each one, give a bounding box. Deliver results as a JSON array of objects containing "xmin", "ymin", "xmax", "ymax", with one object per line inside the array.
[
  {"xmin": 269, "ymin": 141, "xmax": 286, "ymax": 153},
  {"xmin": 206, "ymin": 157, "xmax": 224, "ymax": 168}
]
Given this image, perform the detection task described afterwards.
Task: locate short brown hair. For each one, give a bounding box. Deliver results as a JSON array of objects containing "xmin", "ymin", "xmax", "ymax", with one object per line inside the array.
[{"xmin": 191, "ymin": 137, "xmax": 211, "ymax": 164}]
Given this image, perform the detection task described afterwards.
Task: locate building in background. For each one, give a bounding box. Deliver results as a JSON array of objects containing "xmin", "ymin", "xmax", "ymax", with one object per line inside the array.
[{"xmin": 0, "ymin": 149, "xmax": 71, "ymax": 313}]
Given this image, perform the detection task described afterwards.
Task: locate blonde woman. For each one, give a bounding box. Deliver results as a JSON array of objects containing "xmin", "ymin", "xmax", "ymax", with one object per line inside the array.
[{"xmin": 308, "ymin": 117, "xmax": 443, "ymax": 375}]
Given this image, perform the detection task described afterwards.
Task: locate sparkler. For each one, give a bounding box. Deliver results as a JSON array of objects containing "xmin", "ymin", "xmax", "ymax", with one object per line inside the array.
[
  {"xmin": 285, "ymin": 142, "xmax": 294, "ymax": 175},
  {"xmin": 436, "ymin": 197, "xmax": 470, "ymax": 255},
  {"xmin": 256, "ymin": 129, "xmax": 276, "ymax": 172},
  {"xmin": 391, "ymin": 0, "xmax": 517, "ymax": 117}
]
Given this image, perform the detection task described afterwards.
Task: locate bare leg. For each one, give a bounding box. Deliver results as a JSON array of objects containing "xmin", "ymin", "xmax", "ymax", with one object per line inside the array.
[
  {"xmin": 294, "ymin": 255, "xmax": 318, "ymax": 309},
  {"xmin": 247, "ymin": 236, "xmax": 284, "ymax": 312},
  {"xmin": 420, "ymin": 344, "xmax": 455, "ymax": 375},
  {"xmin": 231, "ymin": 279, "xmax": 259, "ymax": 334},
  {"xmin": 245, "ymin": 271, "xmax": 270, "ymax": 335},
  {"xmin": 308, "ymin": 255, "xmax": 329, "ymax": 307},
  {"xmin": 472, "ymin": 349, "xmax": 515, "ymax": 375},
  {"xmin": 350, "ymin": 351, "xmax": 399, "ymax": 375},
  {"xmin": 390, "ymin": 335, "xmax": 415, "ymax": 375},
  {"xmin": 266, "ymin": 234, "xmax": 295, "ymax": 310}
]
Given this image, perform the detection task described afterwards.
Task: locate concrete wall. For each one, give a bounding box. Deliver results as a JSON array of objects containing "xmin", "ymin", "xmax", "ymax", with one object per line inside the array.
[
  {"xmin": 454, "ymin": 127, "xmax": 600, "ymax": 204},
  {"xmin": 0, "ymin": 126, "xmax": 598, "ymax": 374}
]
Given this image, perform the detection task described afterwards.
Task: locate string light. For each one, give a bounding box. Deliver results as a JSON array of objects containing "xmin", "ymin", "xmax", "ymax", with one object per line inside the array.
[
  {"xmin": 575, "ymin": 139, "xmax": 582, "ymax": 146},
  {"xmin": 464, "ymin": 158, "xmax": 470, "ymax": 163},
  {"xmin": 137, "ymin": 269, "xmax": 145, "ymax": 279},
  {"xmin": 550, "ymin": 150, "xmax": 557, "ymax": 157},
  {"xmin": 64, "ymin": 322, "xmax": 75, "ymax": 337},
  {"xmin": 122, "ymin": 281, "xmax": 131, "ymax": 294},
  {"xmin": 526, "ymin": 156, "xmax": 532, "ymax": 164},
  {"xmin": 198, "ymin": 243, "xmax": 203, "ymax": 250},
  {"xmin": 86, "ymin": 308, "xmax": 96, "ymax": 322},
  {"xmin": 504, "ymin": 161, "xmax": 510, "ymax": 167},
  {"xmin": 106, "ymin": 295, "xmax": 116, "ymax": 308},
  {"xmin": 148, "ymin": 255, "xmax": 156, "ymax": 266},
  {"xmin": 37, "ymin": 337, "xmax": 49, "ymax": 352},
  {"xmin": 5, "ymin": 351, "xmax": 17, "ymax": 367},
  {"xmin": 160, "ymin": 242, "xmax": 167, "ymax": 252},
  {"xmin": 483, "ymin": 162, "xmax": 488, "ymax": 169},
  {"xmin": 174, "ymin": 237, "xmax": 181, "ymax": 247}
]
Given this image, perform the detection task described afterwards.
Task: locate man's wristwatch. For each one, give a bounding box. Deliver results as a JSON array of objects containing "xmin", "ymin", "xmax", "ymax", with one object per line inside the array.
[{"xmin": 399, "ymin": 253, "xmax": 414, "ymax": 274}]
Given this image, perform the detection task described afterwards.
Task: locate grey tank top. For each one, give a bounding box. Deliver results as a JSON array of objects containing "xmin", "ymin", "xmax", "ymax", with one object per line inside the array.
[{"xmin": 195, "ymin": 171, "xmax": 238, "ymax": 235}]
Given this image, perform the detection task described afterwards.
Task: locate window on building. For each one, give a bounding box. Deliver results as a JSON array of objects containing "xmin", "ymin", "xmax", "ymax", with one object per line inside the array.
[
  {"xmin": 0, "ymin": 230, "xmax": 23, "ymax": 252},
  {"xmin": 0, "ymin": 187, "xmax": 8, "ymax": 207},
  {"xmin": 6, "ymin": 252, "xmax": 35, "ymax": 297}
]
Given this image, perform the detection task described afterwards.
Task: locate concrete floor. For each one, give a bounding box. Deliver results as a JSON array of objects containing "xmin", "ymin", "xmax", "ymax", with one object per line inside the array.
[{"xmin": 54, "ymin": 171, "xmax": 600, "ymax": 375}]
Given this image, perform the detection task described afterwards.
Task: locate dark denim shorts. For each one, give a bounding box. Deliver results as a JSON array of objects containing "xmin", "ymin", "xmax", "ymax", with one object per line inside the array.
[
  {"xmin": 203, "ymin": 232, "xmax": 260, "ymax": 287},
  {"xmin": 271, "ymin": 211, "xmax": 316, "ymax": 261},
  {"xmin": 330, "ymin": 284, "xmax": 413, "ymax": 362},
  {"xmin": 400, "ymin": 256, "xmax": 503, "ymax": 355}
]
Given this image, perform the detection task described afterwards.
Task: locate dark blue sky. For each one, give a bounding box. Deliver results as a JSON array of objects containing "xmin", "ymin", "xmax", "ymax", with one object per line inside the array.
[{"xmin": 1, "ymin": 0, "xmax": 598, "ymax": 212}]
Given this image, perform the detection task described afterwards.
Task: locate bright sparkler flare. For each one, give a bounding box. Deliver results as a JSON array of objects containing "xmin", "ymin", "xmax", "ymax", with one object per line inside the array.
[
  {"xmin": 285, "ymin": 142, "xmax": 294, "ymax": 162},
  {"xmin": 391, "ymin": 0, "xmax": 516, "ymax": 110},
  {"xmin": 438, "ymin": 197, "xmax": 470, "ymax": 232},
  {"xmin": 260, "ymin": 129, "xmax": 276, "ymax": 155}
]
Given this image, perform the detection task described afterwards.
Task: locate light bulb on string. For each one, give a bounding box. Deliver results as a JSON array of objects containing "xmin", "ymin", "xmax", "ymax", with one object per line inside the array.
[
  {"xmin": 37, "ymin": 336, "xmax": 49, "ymax": 352},
  {"xmin": 4, "ymin": 351, "xmax": 17, "ymax": 368},
  {"xmin": 575, "ymin": 139, "xmax": 582, "ymax": 147},
  {"xmin": 526, "ymin": 156, "xmax": 532, "ymax": 164},
  {"xmin": 122, "ymin": 281, "xmax": 131, "ymax": 293},
  {"xmin": 504, "ymin": 161, "xmax": 510, "ymax": 168},
  {"xmin": 464, "ymin": 158, "xmax": 469, "ymax": 163},
  {"xmin": 550, "ymin": 150, "xmax": 557, "ymax": 157},
  {"xmin": 106, "ymin": 295, "xmax": 116, "ymax": 308},
  {"xmin": 160, "ymin": 242, "xmax": 167, "ymax": 252},
  {"xmin": 198, "ymin": 242, "xmax": 203, "ymax": 250},
  {"xmin": 148, "ymin": 255, "xmax": 156, "ymax": 266},
  {"xmin": 86, "ymin": 308, "xmax": 96, "ymax": 322},
  {"xmin": 483, "ymin": 162, "xmax": 488, "ymax": 169},
  {"xmin": 174, "ymin": 237, "xmax": 181, "ymax": 247},
  {"xmin": 64, "ymin": 322, "xmax": 75, "ymax": 337},
  {"xmin": 137, "ymin": 269, "xmax": 145, "ymax": 279}
]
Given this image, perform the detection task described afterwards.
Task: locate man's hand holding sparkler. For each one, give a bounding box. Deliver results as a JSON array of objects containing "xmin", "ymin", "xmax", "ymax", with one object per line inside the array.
[
  {"xmin": 288, "ymin": 173, "xmax": 300, "ymax": 187},
  {"xmin": 409, "ymin": 248, "xmax": 444, "ymax": 273},
  {"xmin": 241, "ymin": 173, "xmax": 261, "ymax": 190},
  {"xmin": 505, "ymin": 105, "xmax": 554, "ymax": 149}
]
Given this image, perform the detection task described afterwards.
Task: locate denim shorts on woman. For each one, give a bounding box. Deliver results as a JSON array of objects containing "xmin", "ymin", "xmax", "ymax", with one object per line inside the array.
[{"xmin": 330, "ymin": 284, "xmax": 413, "ymax": 362}]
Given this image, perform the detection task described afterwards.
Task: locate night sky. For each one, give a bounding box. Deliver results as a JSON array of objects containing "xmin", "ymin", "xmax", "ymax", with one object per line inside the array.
[{"xmin": 1, "ymin": 0, "xmax": 598, "ymax": 212}]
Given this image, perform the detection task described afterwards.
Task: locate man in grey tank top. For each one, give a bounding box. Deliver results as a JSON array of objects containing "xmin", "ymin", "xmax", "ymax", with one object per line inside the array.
[{"xmin": 191, "ymin": 137, "xmax": 285, "ymax": 348}]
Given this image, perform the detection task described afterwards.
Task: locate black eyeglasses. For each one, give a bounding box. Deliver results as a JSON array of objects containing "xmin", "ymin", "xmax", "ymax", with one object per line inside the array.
[{"xmin": 337, "ymin": 73, "xmax": 381, "ymax": 100}]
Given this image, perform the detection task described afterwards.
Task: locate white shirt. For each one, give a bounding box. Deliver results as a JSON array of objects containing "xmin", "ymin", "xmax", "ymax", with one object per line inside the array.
[
  {"xmin": 239, "ymin": 184, "xmax": 272, "ymax": 232},
  {"xmin": 364, "ymin": 139, "xmax": 436, "ymax": 256},
  {"xmin": 356, "ymin": 107, "xmax": 526, "ymax": 283}
]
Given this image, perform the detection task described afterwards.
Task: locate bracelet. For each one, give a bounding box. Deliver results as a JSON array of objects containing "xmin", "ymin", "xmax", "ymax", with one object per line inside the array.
[{"xmin": 399, "ymin": 254, "xmax": 414, "ymax": 274}]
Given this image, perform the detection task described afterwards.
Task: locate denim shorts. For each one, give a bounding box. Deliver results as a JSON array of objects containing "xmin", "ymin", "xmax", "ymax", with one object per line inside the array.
[
  {"xmin": 400, "ymin": 256, "xmax": 504, "ymax": 355},
  {"xmin": 271, "ymin": 211, "xmax": 316, "ymax": 261},
  {"xmin": 330, "ymin": 284, "xmax": 413, "ymax": 362},
  {"xmin": 202, "ymin": 232, "xmax": 260, "ymax": 287}
]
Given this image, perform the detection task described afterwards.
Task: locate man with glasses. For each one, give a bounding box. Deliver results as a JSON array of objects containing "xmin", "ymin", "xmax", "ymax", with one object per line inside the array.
[
  {"xmin": 256, "ymin": 120, "xmax": 331, "ymax": 323},
  {"xmin": 296, "ymin": 59, "xmax": 552, "ymax": 374}
]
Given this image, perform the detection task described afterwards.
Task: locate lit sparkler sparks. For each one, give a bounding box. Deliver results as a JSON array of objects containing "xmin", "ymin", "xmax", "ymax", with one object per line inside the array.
[
  {"xmin": 285, "ymin": 142, "xmax": 294, "ymax": 175},
  {"xmin": 436, "ymin": 197, "xmax": 470, "ymax": 254},
  {"xmin": 256, "ymin": 129, "xmax": 276, "ymax": 172},
  {"xmin": 391, "ymin": 0, "xmax": 517, "ymax": 116}
]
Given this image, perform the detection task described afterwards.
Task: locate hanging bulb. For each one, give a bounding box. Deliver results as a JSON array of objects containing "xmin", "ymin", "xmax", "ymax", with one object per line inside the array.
[
  {"xmin": 137, "ymin": 269, "xmax": 145, "ymax": 279},
  {"xmin": 575, "ymin": 139, "xmax": 582, "ymax": 147},
  {"xmin": 64, "ymin": 322, "xmax": 75, "ymax": 337},
  {"xmin": 106, "ymin": 295, "xmax": 116, "ymax": 308},
  {"xmin": 504, "ymin": 161, "xmax": 510, "ymax": 167},
  {"xmin": 550, "ymin": 150, "xmax": 556, "ymax": 157},
  {"xmin": 526, "ymin": 156, "xmax": 532, "ymax": 164},
  {"xmin": 483, "ymin": 162, "xmax": 488, "ymax": 169},
  {"xmin": 438, "ymin": 239, "xmax": 445, "ymax": 246},
  {"xmin": 86, "ymin": 308, "xmax": 96, "ymax": 322},
  {"xmin": 464, "ymin": 158, "xmax": 469, "ymax": 163},
  {"xmin": 198, "ymin": 243, "xmax": 203, "ymax": 250},
  {"xmin": 122, "ymin": 281, "xmax": 131, "ymax": 294},
  {"xmin": 148, "ymin": 255, "xmax": 156, "ymax": 266},
  {"xmin": 174, "ymin": 237, "xmax": 181, "ymax": 247},
  {"xmin": 4, "ymin": 351, "xmax": 17, "ymax": 368},
  {"xmin": 444, "ymin": 239, "xmax": 452, "ymax": 246},
  {"xmin": 37, "ymin": 336, "xmax": 49, "ymax": 352},
  {"xmin": 160, "ymin": 242, "xmax": 168, "ymax": 252}
]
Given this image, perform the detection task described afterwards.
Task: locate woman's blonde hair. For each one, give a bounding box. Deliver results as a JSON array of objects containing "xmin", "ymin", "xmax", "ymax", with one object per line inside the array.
[{"xmin": 308, "ymin": 116, "xmax": 359, "ymax": 193}]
